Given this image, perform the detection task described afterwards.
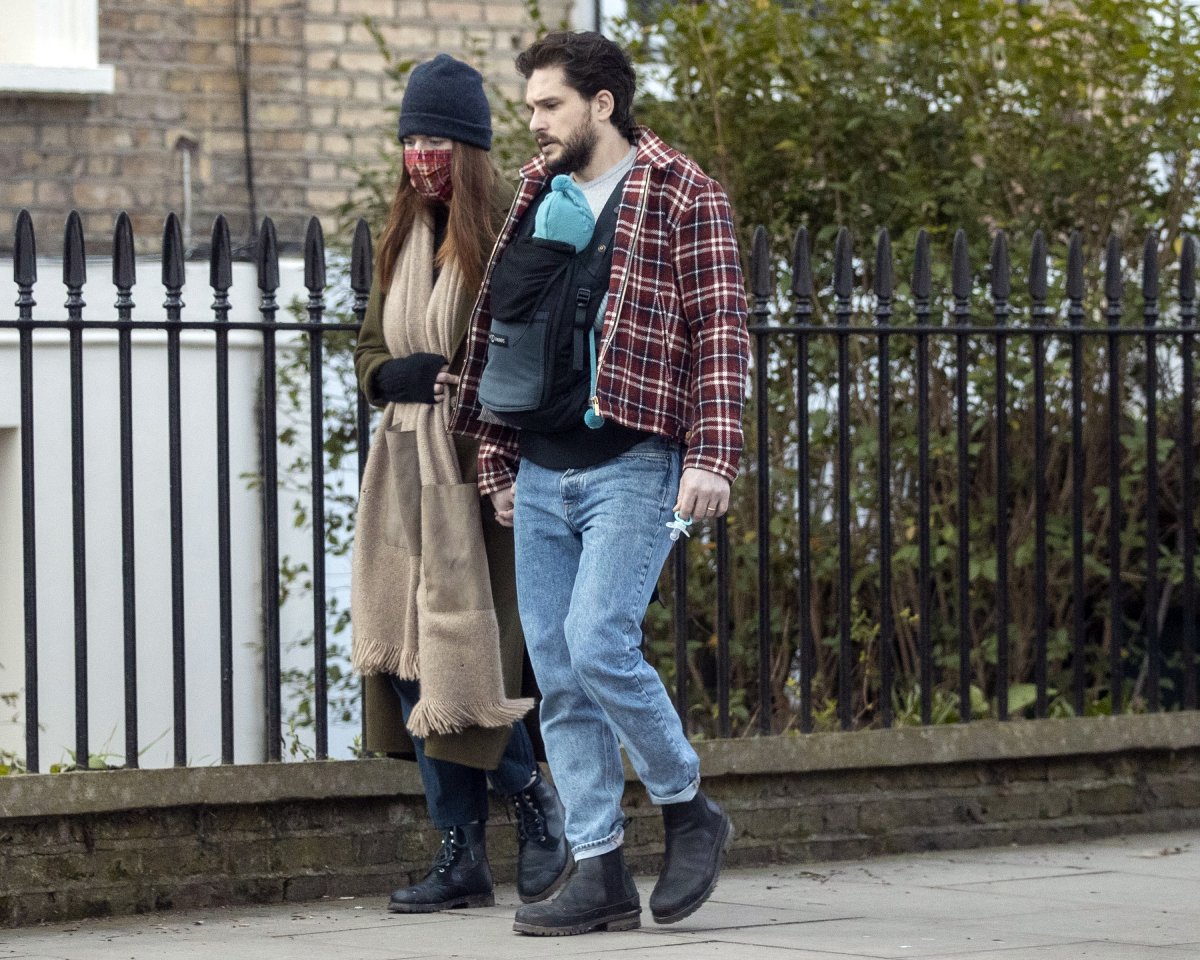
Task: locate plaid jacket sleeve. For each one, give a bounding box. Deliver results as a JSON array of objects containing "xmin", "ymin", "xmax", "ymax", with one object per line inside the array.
[
  {"xmin": 671, "ymin": 181, "xmax": 750, "ymax": 483},
  {"xmin": 476, "ymin": 432, "xmax": 520, "ymax": 495}
]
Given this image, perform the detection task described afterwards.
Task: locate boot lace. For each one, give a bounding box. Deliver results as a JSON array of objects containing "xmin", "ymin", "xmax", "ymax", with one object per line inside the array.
[
  {"xmin": 512, "ymin": 790, "xmax": 548, "ymax": 845},
  {"xmin": 432, "ymin": 827, "xmax": 462, "ymax": 872}
]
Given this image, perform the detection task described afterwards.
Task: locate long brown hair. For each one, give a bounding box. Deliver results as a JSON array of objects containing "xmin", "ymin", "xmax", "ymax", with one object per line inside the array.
[{"xmin": 375, "ymin": 140, "xmax": 499, "ymax": 295}]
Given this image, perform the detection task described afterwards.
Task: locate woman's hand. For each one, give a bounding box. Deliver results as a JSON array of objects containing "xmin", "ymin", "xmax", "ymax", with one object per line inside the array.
[{"xmin": 373, "ymin": 352, "xmax": 448, "ymax": 404}]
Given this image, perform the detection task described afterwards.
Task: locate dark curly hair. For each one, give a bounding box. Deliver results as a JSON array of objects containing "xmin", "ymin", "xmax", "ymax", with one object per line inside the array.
[{"xmin": 515, "ymin": 31, "xmax": 638, "ymax": 143}]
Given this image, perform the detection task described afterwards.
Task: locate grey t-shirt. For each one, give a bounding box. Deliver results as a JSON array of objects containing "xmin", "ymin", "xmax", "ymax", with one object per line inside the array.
[{"xmin": 576, "ymin": 145, "xmax": 637, "ymax": 218}]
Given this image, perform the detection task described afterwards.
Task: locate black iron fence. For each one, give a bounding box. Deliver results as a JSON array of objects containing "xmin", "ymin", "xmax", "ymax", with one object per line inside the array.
[
  {"xmin": 3, "ymin": 210, "xmax": 372, "ymax": 772},
  {"xmin": 2, "ymin": 210, "xmax": 1197, "ymax": 773},
  {"xmin": 662, "ymin": 225, "xmax": 1197, "ymax": 738}
]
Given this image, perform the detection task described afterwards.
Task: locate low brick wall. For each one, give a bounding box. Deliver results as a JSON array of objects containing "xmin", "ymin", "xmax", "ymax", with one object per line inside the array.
[{"xmin": 2, "ymin": 713, "xmax": 1198, "ymax": 927}]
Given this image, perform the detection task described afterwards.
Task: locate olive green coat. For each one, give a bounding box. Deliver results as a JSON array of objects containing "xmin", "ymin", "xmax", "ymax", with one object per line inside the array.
[{"xmin": 353, "ymin": 189, "xmax": 537, "ymax": 770}]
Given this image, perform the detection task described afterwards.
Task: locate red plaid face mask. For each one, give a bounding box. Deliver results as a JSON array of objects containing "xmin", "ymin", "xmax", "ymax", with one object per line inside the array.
[{"xmin": 405, "ymin": 148, "xmax": 454, "ymax": 202}]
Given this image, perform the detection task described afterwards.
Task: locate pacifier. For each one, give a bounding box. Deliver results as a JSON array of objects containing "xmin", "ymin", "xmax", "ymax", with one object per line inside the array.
[{"xmin": 665, "ymin": 511, "xmax": 693, "ymax": 542}]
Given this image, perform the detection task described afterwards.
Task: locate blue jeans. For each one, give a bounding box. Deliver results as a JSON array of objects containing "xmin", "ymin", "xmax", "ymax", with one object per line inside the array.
[
  {"xmin": 513, "ymin": 437, "xmax": 700, "ymax": 861},
  {"xmin": 388, "ymin": 675, "xmax": 536, "ymax": 829}
]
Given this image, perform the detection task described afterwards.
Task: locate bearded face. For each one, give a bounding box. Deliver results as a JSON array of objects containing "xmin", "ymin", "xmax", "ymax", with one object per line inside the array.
[
  {"xmin": 541, "ymin": 114, "xmax": 599, "ymax": 176},
  {"xmin": 526, "ymin": 66, "xmax": 603, "ymax": 177}
]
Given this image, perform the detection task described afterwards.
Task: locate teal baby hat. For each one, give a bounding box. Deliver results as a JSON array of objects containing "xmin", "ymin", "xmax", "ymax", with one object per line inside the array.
[{"xmin": 534, "ymin": 174, "xmax": 594, "ymax": 252}]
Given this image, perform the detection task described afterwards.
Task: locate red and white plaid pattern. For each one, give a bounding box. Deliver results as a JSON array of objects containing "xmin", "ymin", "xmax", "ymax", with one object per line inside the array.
[{"xmin": 450, "ymin": 127, "xmax": 750, "ymax": 494}]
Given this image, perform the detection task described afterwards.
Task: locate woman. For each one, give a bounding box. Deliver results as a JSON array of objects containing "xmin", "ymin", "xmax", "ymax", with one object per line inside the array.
[{"xmin": 350, "ymin": 53, "xmax": 569, "ymax": 914}]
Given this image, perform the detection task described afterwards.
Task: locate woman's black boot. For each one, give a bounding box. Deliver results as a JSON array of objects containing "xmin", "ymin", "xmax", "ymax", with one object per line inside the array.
[
  {"xmin": 649, "ymin": 791, "xmax": 733, "ymax": 923},
  {"xmin": 512, "ymin": 846, "xmax": 640, "ymax": 936},
  {"xmin": 511, "ymin": 770, "xmax": 572, "ymax": 903},
  {"xmin": 388, "ymin": 821, "xmax": 494, "ymax": 913}
]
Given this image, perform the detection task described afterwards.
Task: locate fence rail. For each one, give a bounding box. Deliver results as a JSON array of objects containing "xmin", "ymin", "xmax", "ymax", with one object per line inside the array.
[{"xmin": 2, "ymin": 209, "xmax": 1197, "ymax": 773}]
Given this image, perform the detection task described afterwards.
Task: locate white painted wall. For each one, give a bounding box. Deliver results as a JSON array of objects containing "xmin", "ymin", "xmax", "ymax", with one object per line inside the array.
[
  {"xmin": 0, "ymin": 0, "xmax": 99, "ymax": 67},
  {"xmin": 0, "ymin": 0, "xmax": 40, "ymax": 67},
  {"xmin": 0, "ymin": 258, "xmax": 356, "ymax": 769},
  {"xmin": 0, "ymin": 0, "xmax": 113, "ymax": 94},
  {"xmin": 0, "ymin": 426, "xmax": 21, "ymax": 742}
]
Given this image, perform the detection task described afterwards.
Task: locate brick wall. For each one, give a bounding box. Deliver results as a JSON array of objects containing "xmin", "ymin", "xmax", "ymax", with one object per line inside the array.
[
  {"xmin": 0, "ymin": 0, "xmax": 572, "ymax": 256},
  {"xmin": 2, "ymin": 714, "xmax": 1198, "ymax": 927}
]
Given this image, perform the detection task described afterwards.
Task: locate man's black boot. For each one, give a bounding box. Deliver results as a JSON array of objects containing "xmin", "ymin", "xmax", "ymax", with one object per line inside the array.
[
  {"xmin": 512, "ymin": 846, "xmax": 640, "ymax": 936},
  {"xmin": 388, "ymin": 821, "xmax": 494, "ymax": 913},
  {"xmin": 649, "ymin": 791, "xmax": 733, "ymax": 924},
  {"xmin": 511, "ymin": 770, "xmax": 572, "ymax": 903}
]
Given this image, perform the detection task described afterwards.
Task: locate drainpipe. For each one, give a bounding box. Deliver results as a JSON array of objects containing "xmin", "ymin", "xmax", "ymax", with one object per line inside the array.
[{"xmin": 172, "ymin": 132, "xmax": 200, "ymax": 255}]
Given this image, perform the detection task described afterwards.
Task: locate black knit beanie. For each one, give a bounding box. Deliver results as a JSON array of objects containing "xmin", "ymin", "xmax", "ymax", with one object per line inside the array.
[{"xmin": 397, "ymin": 54, "xmax": 492, "ymax": 151}]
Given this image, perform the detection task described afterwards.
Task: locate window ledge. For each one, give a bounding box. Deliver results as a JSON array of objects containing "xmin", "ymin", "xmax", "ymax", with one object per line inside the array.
[{"xmin": 0, "ymin": 63, "xmax": 114, "ymax": 96}]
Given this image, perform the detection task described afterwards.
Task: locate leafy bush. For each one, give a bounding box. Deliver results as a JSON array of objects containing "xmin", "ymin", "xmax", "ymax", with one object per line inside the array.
[{"xmin": 621, "ymin": 0, "xmax": 1200, "ymax": 734}]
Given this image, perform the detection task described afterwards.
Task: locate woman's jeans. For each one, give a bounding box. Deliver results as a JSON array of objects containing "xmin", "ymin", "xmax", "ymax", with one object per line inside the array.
[
  {"xmin": 513, "ymin": 436, "xmax": 700, "ymax": 861},
  {"xmin": 388, "ymin": 675, "xmax": 536, "ymax": 829}
]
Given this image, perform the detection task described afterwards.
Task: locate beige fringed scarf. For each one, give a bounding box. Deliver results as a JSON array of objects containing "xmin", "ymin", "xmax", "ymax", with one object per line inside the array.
[{"xmin": 350, "ymin": 212, "xmax": 533, "ymax": 737}]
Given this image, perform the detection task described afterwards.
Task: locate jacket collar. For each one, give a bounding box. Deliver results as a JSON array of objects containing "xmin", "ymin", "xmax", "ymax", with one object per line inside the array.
[{"xmin": 518, "ymin": 126, "xmax": 677, "ymax": 181}]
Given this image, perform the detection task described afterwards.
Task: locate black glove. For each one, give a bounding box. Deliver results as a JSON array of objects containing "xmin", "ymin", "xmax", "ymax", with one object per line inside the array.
[{"xmin": 372, "ymin": 353, "xmax": 448, "ymax": 404}]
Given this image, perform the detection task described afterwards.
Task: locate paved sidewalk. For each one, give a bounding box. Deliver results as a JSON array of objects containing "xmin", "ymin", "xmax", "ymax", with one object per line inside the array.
[{"xmin": 3, "ymin": 830, "xmax": 1197, "ymax": 960}]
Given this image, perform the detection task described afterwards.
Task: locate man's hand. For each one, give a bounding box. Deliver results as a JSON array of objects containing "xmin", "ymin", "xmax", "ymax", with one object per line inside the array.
[
  {"xmin": 673, "ymin": 467, "xmax": 730, "ymax": 521},
  {"xmin": 431, "ymin": 366, "xmax": 459, "ymax": 403},
  {"xmin": 490, "ymin": 485, "xmax": 515, "ymax": 528}
]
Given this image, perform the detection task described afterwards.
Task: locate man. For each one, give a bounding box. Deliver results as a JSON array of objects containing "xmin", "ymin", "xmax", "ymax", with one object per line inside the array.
[{"xmin": 450, "ymin": 31, "xmax": 750, "ymax": 937}]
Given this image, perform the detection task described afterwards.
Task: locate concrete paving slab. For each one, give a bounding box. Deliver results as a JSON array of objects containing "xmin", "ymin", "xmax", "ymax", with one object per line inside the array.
[
  {"xmin": 566, "ymin": 941, "xmax": 868, "ymax": 960},
  {"xmin": 918, "ymin": 833, "xmax": 1197, "ymax": 879},
  {"xmin": 676, "ymin": 869, "xmax": 849, "ymax": 912},
  {"xmin": 957, "ymin": 871, "xmax": 1200, "ymax": 914},
  {"xmin": 706, "ymin": 871, "xmax": 1054, "ymax": 920},
  {"xmin": 639, "ymin": 898, "xmax": 852, "ymax": 931},
  {"xmin": 310, "ymin": 914, "xmax": 694, "ymax": 959},
  {"xmin": 928, "ymin": 942, "xmax": 1195, "ymax": 959},
  {"xmin": 819, "ymin": 884, "xmax": 1069, "ymax": 922},
  {"xmin": 0, "ymin": 942, "xmax": 408, "ymax": 960},
  {"xmin": 969, "ymin": 904, "xmax": 1200, "ymax": 949},
  {"xmin": 0, "ymin": 914, "xmax": 418, "ymax": 960},
  {"xmin": 1007, "ymin": 838, "xmax": 1199, "ymax": 883},
  {"xmin": 3, "ymin": 830, "xmax": 1197, "ymax": 960},
  {"xmin": 0, "ymin": 902, "xmax": 432, "ymax": 960},
  {"xmin": 698, "ymin": 915, "xmax": 1082, "ymax": 959},
  {"xmin": 765, "ymin": 856, "xmax": 1097, "ymax": 889}
]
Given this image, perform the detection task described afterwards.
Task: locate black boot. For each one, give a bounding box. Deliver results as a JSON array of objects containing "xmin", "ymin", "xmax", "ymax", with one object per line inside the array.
[
  {"xmin": 511, "ymin": 770, "xmax": 572, "ymax": 903},
  {"xmin": 512, "ymin": 846, "xmax": 640, "ymax": 936},
  {"xmin": 649, "ymin": 791, "xmax": 733, "ymax": 924},
  {"xmin": 388, "ymin": 821, "xmax": 494, "ymax": 913}
]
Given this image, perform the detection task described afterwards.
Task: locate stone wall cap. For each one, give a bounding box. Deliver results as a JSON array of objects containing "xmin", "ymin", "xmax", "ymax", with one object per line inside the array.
[
  {"xmin": 3, "ymin": 714, "xmax": 1197, "ymax": 820},
  {"xmin": 691, "ymin": 713, "xmax": 1200, "ymax": 778},
  {"xmin": 0, "ymin": 757, "xmax": 423, "ymax": 820}
]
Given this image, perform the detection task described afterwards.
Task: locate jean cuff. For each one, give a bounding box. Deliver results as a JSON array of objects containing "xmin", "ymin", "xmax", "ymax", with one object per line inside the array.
[
  {"xmin": 649, "ymin": 774, "xmax": 700, "ymax": 806},
  {"xmin": 571, "ymin": 825, "xmax": 625, "ymax": 861}
]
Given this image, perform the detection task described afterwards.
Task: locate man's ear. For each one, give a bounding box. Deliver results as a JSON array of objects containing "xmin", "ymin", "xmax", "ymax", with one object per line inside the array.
[{"xmin": 592, "ymin": 89, "xmax": 615, "ymax": 123}]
